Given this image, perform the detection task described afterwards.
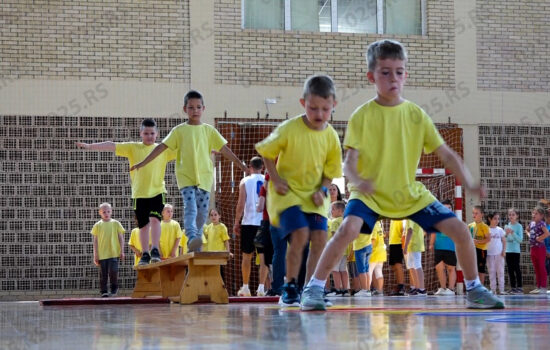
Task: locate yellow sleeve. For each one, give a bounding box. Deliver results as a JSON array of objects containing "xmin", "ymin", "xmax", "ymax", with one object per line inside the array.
[
  {"xmin": 421, "ymin": 111, "xmax": 445, "ymax": 154},
  {"xmin": 343, "ymin": 107, "xmax": 363, "ymax": 150},
  {"xmin": 323, "ymin": 129, "xmax": 343, "ymax": 180},
  {"xmin": 208, "ymin": 126, "xmax": 228, "ymax": 152},
  {"xmin": 221, "ymin": 224, "xmax": 230, "ymax": 241},
  {"xmin": 255, "ymin": 122, "xmax": 287, "ymax": 160}
]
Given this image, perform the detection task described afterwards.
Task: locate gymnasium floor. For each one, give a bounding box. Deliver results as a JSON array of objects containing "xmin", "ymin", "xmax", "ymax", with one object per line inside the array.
[{"xmin": 2, "ymin": 294, "xmax": 549, "ymax": 349}]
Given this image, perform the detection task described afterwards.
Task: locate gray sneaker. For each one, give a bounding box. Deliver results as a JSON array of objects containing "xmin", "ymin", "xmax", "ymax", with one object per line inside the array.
[
  {"xmin": 187, "ymin": 236, "xmax": 203, "ymax": 253},
  {"xmin": 466, "ymin": 285, "xmax": 505, "ymax": 309},
  {"xmin": 300, "ymin": 285, "xmax": 326, "ymax": 311}
]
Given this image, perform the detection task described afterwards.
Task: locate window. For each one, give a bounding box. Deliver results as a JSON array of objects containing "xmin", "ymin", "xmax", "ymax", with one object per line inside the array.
[{"xmin": 242, "ymin": 0, "xmax": 425, "ymax": 35}]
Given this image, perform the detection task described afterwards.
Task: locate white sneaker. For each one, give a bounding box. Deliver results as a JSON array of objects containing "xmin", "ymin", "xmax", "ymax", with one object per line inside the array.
[
  {"xmin": 354, "ymin": 289, "xmax": 372, "ymax": 297},
  {"xmin": 237, "ymin": 285, "xmax": 251, "ymax": 297},
  {"xmin": 434, "ymin": 288, "xmax": 446, "ymax": 296},
  {"xmin": 539, "ymin": 288, "xmax": 548, "ymax": 294},
  {"xmin": 256, "ymin": 288, "xmax": 266, "ymax": 297},
  {"xmin": 442, "ymin": 288, "xmax": 455, "ymax": 296},
  {"xmin": 529, "ymin": 288, "xmax": 541, "ymax": 294}
]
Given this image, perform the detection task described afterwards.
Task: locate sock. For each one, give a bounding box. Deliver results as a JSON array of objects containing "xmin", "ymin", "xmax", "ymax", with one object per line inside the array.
[
  {"xmin": 307, "ymin": 277, "xmax": 326, "ymax": 288},
  {"xmin": 243, "ymin": 284, "xmax": 248, "ymax": 289},
  {"xmin": 465, "ymin": 278, "xmax": 482, "ymax": 291},
  {"xmin": 257, "ymin": 284, "xmax": 264, "ymax": 292}
]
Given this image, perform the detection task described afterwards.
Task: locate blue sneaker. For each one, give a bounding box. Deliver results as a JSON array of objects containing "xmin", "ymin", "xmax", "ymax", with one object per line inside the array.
[
  {"xmin": 300, "ymin": 285, "xmax": 326, "ymax": 311},
  {"xmin": 150, "ymin": 247, "xmax": 161, "ymax": 263},
  {"xmin": 187, "ymin": 235, "xmax": 202, "ymax": 253},
  {"xmin": 467, "ymin": 285, "xmax": 505, "ymax": 309},
  {"xmin": 279, "ymin": 282, "xmax": 300, "ymax": 307}
]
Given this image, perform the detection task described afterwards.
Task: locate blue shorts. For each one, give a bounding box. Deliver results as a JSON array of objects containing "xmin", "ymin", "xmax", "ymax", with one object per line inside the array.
[
  {"xmin": 354, "ymin": 245, "xmax": 373, "ymax": 274},
  {"xmin": 279, "ymin": 205, "xmax": 328, "ymax": 238},
  {"xmin": 344, "ymin": 199, "xmax": 456, "ymax": 233}
]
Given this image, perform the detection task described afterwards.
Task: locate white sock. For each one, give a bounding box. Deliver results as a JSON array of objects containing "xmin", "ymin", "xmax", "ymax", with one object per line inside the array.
[
  {"xmin": 243, "ymin": 284, "xmax": 248, "ymax": 289},
  {"xmin": 257, "ymin": 284, "xmax": 264, "ymax": 292},
  {"xmin": 307, "ymin": 277, "xmax": 326, "ymax": 288},
  {"xmin": 465, "ymin": 278, "xmax": 481, "ymax": 291}
]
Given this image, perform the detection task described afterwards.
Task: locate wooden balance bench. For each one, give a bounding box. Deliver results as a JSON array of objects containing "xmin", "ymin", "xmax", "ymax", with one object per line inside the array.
[{"xmin": 132, "ymin": 251, "xmax": 229, "ymax": 304}]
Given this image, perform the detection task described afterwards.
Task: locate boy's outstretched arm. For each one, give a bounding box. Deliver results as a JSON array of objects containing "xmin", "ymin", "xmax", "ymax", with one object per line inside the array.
[
  {"xmin": 75, "ymin": 141, "xmax": 115, "ymax": 152},
  {"xmin": 219, "ymin": 145, "xmax": 248, "ymax": 173},
  {"xmin": 263, "ymin": 157, "xmax": 288, "ymax": 195},
  {"xmin": 130, "ymin": 143, "xmax": 168, "ymax": 171},
  {"xmin": 435, "ymin": 144, "xmax": 485, "ymax": 197},
  {"xmin": 343, "ymin": 148, "xmax": 374, "ymax": 195}
]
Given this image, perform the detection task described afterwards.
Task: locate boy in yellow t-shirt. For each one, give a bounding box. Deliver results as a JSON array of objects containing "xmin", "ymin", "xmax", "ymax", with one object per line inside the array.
[
  {"xmin": 128, "ymin": 227, "xmax": 152, "ymax": 267},
  {"xmin": 352, "ymin": 221, "xmax": 375, "ymax": 297},
  {"xmin": 131, "ymin": 90, "xmax": 247, "ymax": 253},
  {"xmin": 91, "ymin": 203, "xmax": 125, "ymax": 297},
  {"xmin": 403, "ymin": 220, "xmax": 426, "ymax": 295},
  {"xmin": 76, "ymin": 118, "xmax": 176, "ymax": 266},
  {"xmin": 368, "ymin": 221, "xmax": 386, "ymax": 295},
  {"xmin": 159, "ymin": 204, "xmax": 183, "ymax": 259},
  {"xmin": 469, "ymin": 205, "xmax": 491, "ymax": 285},
  {"xmin": 303, "ymin": 39, "xmax": 503, "ymax": 310},
  {"xmin": 326, "ymin": 201, "xmax": 349, "ymax": 296},
  {"xmin": 256, "ymin": 75, "xmax": 343, "ymax": 307}
]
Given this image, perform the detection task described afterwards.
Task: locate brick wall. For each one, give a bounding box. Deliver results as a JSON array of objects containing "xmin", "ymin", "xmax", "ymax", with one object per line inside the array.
[
  {"xmin": 479, "ymin": 124, "xmax": 550, "ymax": 287},
  {"xmin": 0, "ymin": 0, "xmax": 189, "ymax": 82},
  {"xmin": 0, "ymin": 115, "xmax": 183, "ymax": 300},
  {"xmin": 214, "ymin": 0, "xmax": 455, "ymax": 88},
  {"xmin": 476, "ymin": 1, "xmax": 550, "ymax": 92}
]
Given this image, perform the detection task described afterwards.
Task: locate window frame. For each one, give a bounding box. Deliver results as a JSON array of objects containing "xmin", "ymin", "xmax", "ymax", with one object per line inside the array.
[{"xmin": 242, "ymin": 0, "xmax": 426, "ymax": 35}]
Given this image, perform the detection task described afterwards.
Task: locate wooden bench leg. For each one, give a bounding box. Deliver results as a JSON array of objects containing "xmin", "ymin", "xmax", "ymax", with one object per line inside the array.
[
  {"xmin": 159, "ymin": 265, "xmax": 187, "ymax": 298},
  {"xmin": 131, "ymin": 268, "xmax": 162, "ymax": 298},
  {"xmin": 180, "ymin": 260, "xmax": 228, "ymax": 304}
]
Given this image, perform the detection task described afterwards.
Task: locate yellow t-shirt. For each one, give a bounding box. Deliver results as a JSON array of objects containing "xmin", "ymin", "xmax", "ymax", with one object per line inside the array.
[
  {"xmin": 162, "ymin": 123, "xmax": 227, "ymax": 191},
  {"xmin": 406, "ymin": 220, "xmax": 425, "ymax": 253},
  {"xmin": 128, "ymin": 227, "xmax": 152, "ymax": 266},
  {"xmin": 204, "ymin": 223, "xmax": 230, "ymax": 251},
  {"xmin": 115, "ymin": 142, "xmax": 176, "ymax": 199},
  {"xmin": 353, "ymin": 230, "xmax": 372, "ymax": 251},
  {"xmin": 328, "ymin": 217, "xmax": 343, "ymax": 240},
  {"xmin": 160, "ymin": 220, "xmax": 183, "ymax": 259},
  {"xmin": 389, "ymin": 220, "xmax": 406, "ymax": 245},
  {"xmin": 255, "ymin": 115, "xmax": 343, "ymax": 226},
  {"xmin": 469, "ymin": 221, "xmax": 490, "ymax": 250},
  {"xmin": 91, "ymin": 219, "xmax": 125, "ymax": 260},
  {"xmin": 344, "ymin": 100, "xmax": 444, "ymax": 218},
  {"xmin": 370, "ymin": 221, "xmax": 386, "ymax": 263},
  {"xmin": 180, "ymin": 227, "xmax": 208, "ymax": 254}
]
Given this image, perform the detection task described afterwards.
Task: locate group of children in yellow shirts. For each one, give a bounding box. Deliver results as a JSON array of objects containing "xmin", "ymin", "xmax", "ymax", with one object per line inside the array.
[{"xmin": 83, "ymin": 38, "xmax": 505, "ymax": 309}]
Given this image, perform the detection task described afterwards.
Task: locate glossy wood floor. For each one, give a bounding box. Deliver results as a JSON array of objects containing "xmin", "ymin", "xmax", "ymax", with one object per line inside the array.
[{"xmin": 2, "ymin": 294, "xmax": 549, "ymax": 349}]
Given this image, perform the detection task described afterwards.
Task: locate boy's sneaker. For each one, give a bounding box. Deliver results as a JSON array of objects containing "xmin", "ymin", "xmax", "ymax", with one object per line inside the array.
[
  {"xmin": 150, "ymin": 247, "xmax": 161, "ymax": 263},
  {"xmin": 408, "ymin": 288, "xmax": 418, "ymax": 296},
  {"xmin": 416, "ymin": 289, "xmax": 427, "ymax": 296},
  {"xmin": 325, "ymin": 290, "xmax": 339, "ymax": 297},
  {"xmin": 354, "ymin": 289, "xmax": 372, "ymax": 297},
  {"xmin": 187, "ymin": 235, "xmax": 203, "ymax": 253},
  {"xmin": 110, "ymin": 289, "xmax": 118, "ymax": 297},
  {"xmin": 390, "ymin": 287, "xmax": 406, "ymax": 296},
  {"xmin": 529, "ymin": 288, "xmax": 540, "ymax": 294},
  {"xmin": 539, "ymin": 288, "xmax": 548, "ymax": 294},
  {"xmin": 466, "ymin": 285, "xmax": 505, "ymax": 309},
  {"xmin": 372, "ymin": 290, "xmax": 383, "ymax": 296},
  {"xmin": 256, "ymin": 288, "xmax": 266, "ymax": 297},
  {"xmin": 101, "ymin": 292, "xmax": 109, "ymax": 298},
  {"xmin": 324, "ymin": 298, "xmax": 333, "ymax": 307},
  {"xmin": 138, "ymin": 252, "xmax": 151, "ymax": 266},
  {"xmin": 237, "ymin": 285, "xmax": 251, "ymax": 297},
  {"xmin": 279, "ymin": 282, "xmax": 300, "ymax": 307},
  {"xmin": 442, "ymin": 288, "xmax": 455, "ymax": 296},
  {"xmin": 340, "ymin": 289, "xmax": 350, "ymax": 297},
  {"xmin": 499, "ymin": 290, "xmax": 508, "ymax": 295},
  {"xmin": 434, "ymin": 287, "xmax": 446, "ymax": 295},
  {"xmin": 300, "ymin": 285, "xmax": 326, "ymax": 311},
  {"xmin": 265, "ymin": 289, "xmax": 280, "ymax": 296}
]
